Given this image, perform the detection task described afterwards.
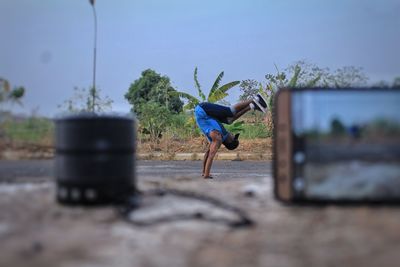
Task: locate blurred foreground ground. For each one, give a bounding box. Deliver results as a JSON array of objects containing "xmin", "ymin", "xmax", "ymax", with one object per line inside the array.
[{"xmin": 1, "ymin": 160, "xmax": 400, "ymax": 267}]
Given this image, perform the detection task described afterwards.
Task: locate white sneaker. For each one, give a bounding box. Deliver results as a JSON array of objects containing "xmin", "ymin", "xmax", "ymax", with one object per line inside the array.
[{"xmin": 252, "ymin": 94, "xmax": 267, "ymax": 113}]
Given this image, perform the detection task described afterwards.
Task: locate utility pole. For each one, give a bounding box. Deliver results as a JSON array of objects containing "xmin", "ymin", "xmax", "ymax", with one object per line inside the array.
[
  {"xmin": 89, "ymin": 0, "xmax": 97, "ymax": 112},
  {"xmin": 165, "ymin": 81, "xmax": 169, "ymax": 109}
]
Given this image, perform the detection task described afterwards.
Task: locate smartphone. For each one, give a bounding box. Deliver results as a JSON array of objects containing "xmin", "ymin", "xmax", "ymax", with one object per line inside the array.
[{"xmin": 273, "ymin": 88, "xmax": 400, "ymax": 203}]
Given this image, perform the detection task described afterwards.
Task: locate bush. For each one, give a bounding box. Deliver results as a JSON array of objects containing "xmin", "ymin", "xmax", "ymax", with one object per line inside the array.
[
  {"xmin": 165, "ymin": 113, "xmax": 200, "ymax": 140},
  {"xmin": 240, "ymin": 122, "xmax": 271, "ymax": 139},
  {"xmin": 138, "ymin": 101, "xmax": 172, "ymax": 142}
]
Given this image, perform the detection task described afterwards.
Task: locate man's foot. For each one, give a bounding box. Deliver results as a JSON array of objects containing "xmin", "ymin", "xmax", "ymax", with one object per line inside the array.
[
  {"xmin": 252, "ymin": 94, "xmax": 268, "ymax": 113},
  {"xmin": 203, "ymin": 175, "xmax": 214, "ymax": 179}
]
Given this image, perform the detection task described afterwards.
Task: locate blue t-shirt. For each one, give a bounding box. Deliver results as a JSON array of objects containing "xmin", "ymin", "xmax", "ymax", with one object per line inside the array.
[{"xmin": 194, "ymin": 105, "xmax": 229, "ymax": 142}]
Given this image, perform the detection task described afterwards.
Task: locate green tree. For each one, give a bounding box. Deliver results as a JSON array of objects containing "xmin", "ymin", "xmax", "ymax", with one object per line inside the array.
[
  {"xmin": 124, "ymin": 69, "xmax": 183, "ymax": 115},
  {"xmin": 373, "ymin": 80, "xmax": 390, "ymax": 88},
  {"xmin": 239, "ymin": 79, "xmax": 259, "ymax": 101},
  {"xmin": 255, "ymin": 61, "xmax": 368, "ymax": 135},
  {"xmin": 174, "ymin": 67, "xmax": 240, "ymax": 110},
  {"xmin": 284, "ymin": 61, "xmax": 328, "ymax": 87},
  {"xmin": 262, "ymin": 61, "xmax": 368, "ymax": 91},
  {"xmin": 372, "ymin": 76, "xmax": 400, "ymax": 88},
  {"xmin": 329, "ymin": 66, "xmax": 368, "ymax": 87}
]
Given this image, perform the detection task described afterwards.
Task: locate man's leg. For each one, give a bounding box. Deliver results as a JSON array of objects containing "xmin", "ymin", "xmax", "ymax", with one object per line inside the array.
[
  {"xmin": 230, "ymin": 99, "xmax": 253, "ymax": 122},
  {"xmin": 227, "ymin": 95, "xmax": 268, "ymax": 123}
]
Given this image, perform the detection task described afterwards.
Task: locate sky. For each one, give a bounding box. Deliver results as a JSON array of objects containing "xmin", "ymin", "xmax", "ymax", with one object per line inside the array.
[{"xmin": 1, "ymin": 0, "xmax": 400, "ymax": 116}]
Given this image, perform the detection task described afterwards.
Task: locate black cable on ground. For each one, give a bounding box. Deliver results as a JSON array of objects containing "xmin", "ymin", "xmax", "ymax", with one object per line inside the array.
[{"xmin": 117, "ymin": 188, "xmax": 255, "ymax": 229}]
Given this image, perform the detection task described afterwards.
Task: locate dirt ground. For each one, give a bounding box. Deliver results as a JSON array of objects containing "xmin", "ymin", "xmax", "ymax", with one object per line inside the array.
[
  {"xmin": 137, "ymin": 137, "xmax": 272, "ymax": 154},
  {"xmin": 0, "ymin": 138, "xmax": 272, "ymax": 160},
  {"xmin": 1, "ymin": 160, "xmax": 400, "ymax": 267}
]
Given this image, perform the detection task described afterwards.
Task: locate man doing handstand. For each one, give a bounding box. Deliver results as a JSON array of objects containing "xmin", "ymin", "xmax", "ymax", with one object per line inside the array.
[{"xmin": 194, "ymin": 94, "xmax": 267, "ymax": 179}]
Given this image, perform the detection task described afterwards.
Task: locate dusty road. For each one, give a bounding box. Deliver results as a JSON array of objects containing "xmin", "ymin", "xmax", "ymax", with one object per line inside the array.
[
  {"xmin": 0, "ymin": 160, "xmax": 270, "ymax": 182},
  {"xmin": 1, "ymin": 160, "xmax": 400, "ymax": 267}
]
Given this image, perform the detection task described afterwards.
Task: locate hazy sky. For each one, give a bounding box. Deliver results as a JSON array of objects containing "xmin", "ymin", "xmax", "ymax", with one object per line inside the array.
[{"xmin": 1, "ymin": 0, "xmax": 399, "ymax": 116}]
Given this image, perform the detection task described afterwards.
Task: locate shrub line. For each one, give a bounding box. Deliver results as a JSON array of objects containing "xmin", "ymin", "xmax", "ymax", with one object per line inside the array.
[{"xmin": 0, "ymin": 150, "xmax": 272, "ymax": 161}]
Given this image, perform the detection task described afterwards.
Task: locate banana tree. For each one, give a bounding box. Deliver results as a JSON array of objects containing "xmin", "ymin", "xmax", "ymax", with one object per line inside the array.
[
  {"xmin": 170, "ymin": 67, "xmax": 240, "ymax": 135},
  {"xmin": 0, "ymin": 78, "xmax": 25, "ymax": 107},
  {"xmin": 173, "ymin": 67, "xmax": 240, "ymax": 110},
  {"xmin": 0, "ymin": 78, "xmax": 25, "ymax": 136}
]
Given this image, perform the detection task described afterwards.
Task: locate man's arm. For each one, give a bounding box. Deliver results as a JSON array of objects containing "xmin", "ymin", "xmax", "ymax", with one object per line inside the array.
[
  {"xmin": 202, "ymin": 147, "xmax": 210, "ymax": 176},
  {"xmin": 203, "ymin": 131, "xmax": 222, "ymax": 178}
]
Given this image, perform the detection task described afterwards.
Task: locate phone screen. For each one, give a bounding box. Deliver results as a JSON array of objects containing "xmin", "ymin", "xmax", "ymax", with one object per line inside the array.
[{"xmin": 291, "ymin": 90, "xmax": 400, "ymax": 201}]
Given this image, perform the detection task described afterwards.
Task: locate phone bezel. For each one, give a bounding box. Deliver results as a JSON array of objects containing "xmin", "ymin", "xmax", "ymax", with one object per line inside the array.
[{"xmin": 273, "ymin": 87, "xmax": 400, "ymax": 205}]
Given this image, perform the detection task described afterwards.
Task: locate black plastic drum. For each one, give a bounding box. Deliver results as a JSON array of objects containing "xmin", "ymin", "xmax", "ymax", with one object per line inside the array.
[{"xmin": 55, "ymin": 114, "xmax": 136, "ymax": 205}]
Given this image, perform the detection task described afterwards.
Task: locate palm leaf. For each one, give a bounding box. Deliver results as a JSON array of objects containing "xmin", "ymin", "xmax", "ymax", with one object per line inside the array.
[
  {"xmin": 208, "ymin": 91, "xmax": 228, "ymax": 103},
  {"xmin": 217, "ymin": 81, "xmax": 240, "ymax": 94},
  {"xmin": 194, "ymin": 67, "xmax": 206, "ymax": 101},
  {"xmin": 208, "ymin": 71, "xmax": 224, "ymax": 100},
  {"xmin": 288, "ymin": 64, "xmax": 301, "ymax": 88},
  {"xmin": 208, "ymin": 81, "xmax": 240, "ymax": 103}
]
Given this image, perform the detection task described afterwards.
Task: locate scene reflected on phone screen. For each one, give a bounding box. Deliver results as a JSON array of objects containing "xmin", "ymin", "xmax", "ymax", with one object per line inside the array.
[{"xmin": 292, "ymin": 91, "xmax": 400, "ymax": 200}]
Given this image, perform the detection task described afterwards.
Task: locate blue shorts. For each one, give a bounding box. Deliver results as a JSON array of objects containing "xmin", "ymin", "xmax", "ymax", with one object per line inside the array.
[
  {"xmin": 198, "ymin": 102, "xmax": 234, "ymax": 124},
  {"xmin": 194, "ymin": 105, "xmax": 229, "ymax": 142}
]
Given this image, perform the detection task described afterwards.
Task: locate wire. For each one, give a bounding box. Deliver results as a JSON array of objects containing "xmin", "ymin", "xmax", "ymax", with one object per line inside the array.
[{"xmin": 117, "ymin": 188, "xmax": 255, "ymax": 229}]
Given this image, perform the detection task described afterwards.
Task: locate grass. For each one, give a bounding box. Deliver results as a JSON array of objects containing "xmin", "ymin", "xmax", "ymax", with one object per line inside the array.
[
  {"xmin": 1, "ymin": 117, "xmax": 54, "ymax": 146},
  {"xmin": 1, "ymin": 113, "xmax": 272, "ymax": 152}
]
